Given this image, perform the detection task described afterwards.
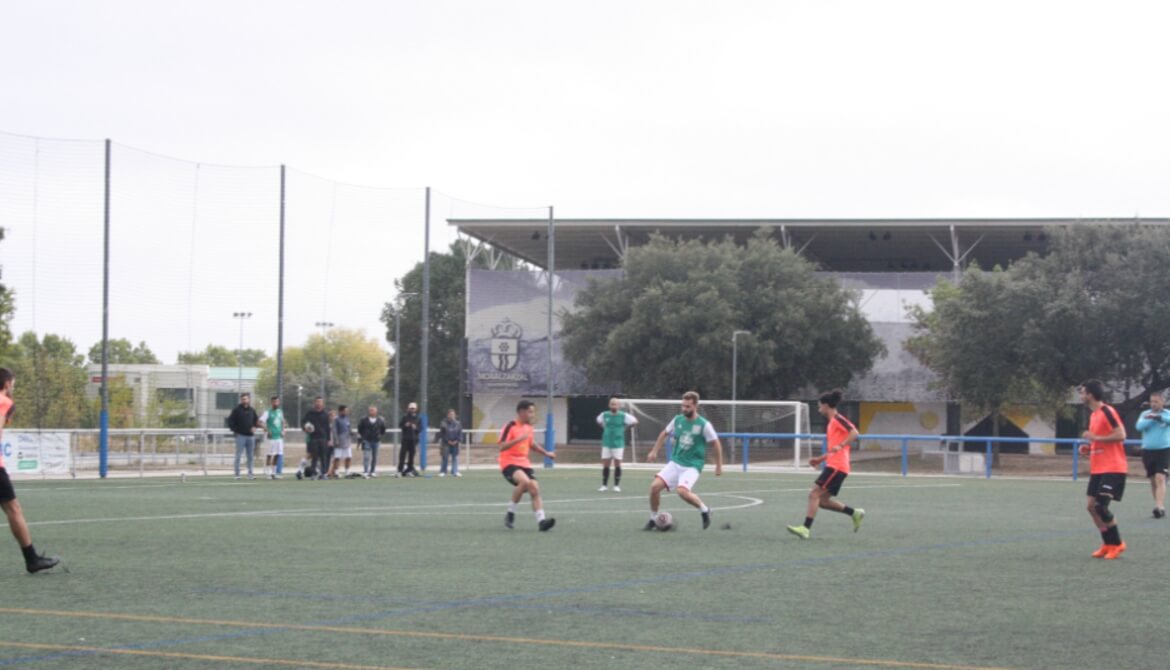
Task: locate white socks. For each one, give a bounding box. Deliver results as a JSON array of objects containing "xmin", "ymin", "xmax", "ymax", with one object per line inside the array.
[{"xmin": 535, "ymin": 509, "xmax": 546, "ymax": 522}]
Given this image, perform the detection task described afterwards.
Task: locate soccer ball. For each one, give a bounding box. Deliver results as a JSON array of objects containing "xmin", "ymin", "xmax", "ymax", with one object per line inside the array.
[
  {"xmin": 303, "ymin": 422, "xmax": 314, "ymax": 433},
  {"xmin": 655, "ymin": 511, "xmax": 674, "ymax": 531}
]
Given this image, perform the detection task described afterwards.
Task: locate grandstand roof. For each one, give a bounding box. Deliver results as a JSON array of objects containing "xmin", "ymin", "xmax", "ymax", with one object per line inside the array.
[{"xmin": 450, "ymin": 217, "xmax": 1169, "ymax": 272}]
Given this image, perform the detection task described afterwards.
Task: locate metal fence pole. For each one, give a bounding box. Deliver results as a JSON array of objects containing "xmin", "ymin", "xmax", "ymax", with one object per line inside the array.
[
  {"xmin": 99, "ymin": 138, "xmax": 111, "ymax": 479},
  {"xmin": 276, "ymin": 164, "xmax": 286, "ymax": 399},
  {"xmin": 901, "ymin": 438, "xmax": 909, "ymax": 476},
  {"xmin": 985, "ymin": 439, "xmax": 993, "ymax": 479},
  {"xmin": 1071, "ymin": 439, "xmax": 1080, "ymax": 481},
  {"xmin": 138, "ymin": 431, "xmax": 145, "ymax": 477},
  {"xmin": 741, "ymin": 437, "xmax": 749, "ymax": 472}
]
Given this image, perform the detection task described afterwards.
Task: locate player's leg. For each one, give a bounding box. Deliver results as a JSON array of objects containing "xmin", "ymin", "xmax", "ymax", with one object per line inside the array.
[
  {"xmin": 599, "ymin": 451, "xmax": 610, "ymax": 491},
  {"xmin": 1154, "ymin": 471, "xmax": 1166, "ymax": 515},
  {"xmin": 439, "ymin": 445, "xmax": 449, "ymax": 475},
  {"xmin": 450, "ymin": 446, "xmax": 460, "ymax": 476},
  {"xmin": 397, "ymin": 442, "xmax": 408, "ymax": 475},
  {"xmin": 612, "ymin": 454, "xmax": 622, "ymax": 491},
  {"xmin": 517, "ymin": 469, "xmax": 555, "ymax": 530},
  {"xmin": 1, "ymin": 475, "xmax": 57, "ymax": 573},
  {"xmin": 675, "ymin": 468, "xmax": 710, "ymax": 529},
  {"xmin": 646, "ymin": 470, "xmax": 671, "ymax": 530},
  {"xmin": 369, "ymin": 442, "xmax": 379, "ymax": 476}
]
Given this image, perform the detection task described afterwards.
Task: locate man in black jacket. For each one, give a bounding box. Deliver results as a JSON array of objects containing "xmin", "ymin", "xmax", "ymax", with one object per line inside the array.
[
  {"xmin": 301, "ymin": 396, "xmax": 331, "ymax": 480},
  {"xmin": 398, "ymin": 402, "xmax": 421, "ymax": 477},
  {"xmin": 228, "ymin": 393, "xmax": 262, "ymax": 480},
  {"xmin": 357, "ymin": 405, "xmax": 387, "ymax": 478}
]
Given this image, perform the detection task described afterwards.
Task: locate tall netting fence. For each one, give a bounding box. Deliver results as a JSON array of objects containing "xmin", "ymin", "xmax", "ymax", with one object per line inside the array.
[{"xmin": 0, "ymin": 130, "xmax": 520, "ymax": 475}]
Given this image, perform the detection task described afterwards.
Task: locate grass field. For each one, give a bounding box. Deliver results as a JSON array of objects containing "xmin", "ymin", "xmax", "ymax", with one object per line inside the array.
[{"xmin": 0, "ymin": 467, "xmax": 1166, "ymax": 670}]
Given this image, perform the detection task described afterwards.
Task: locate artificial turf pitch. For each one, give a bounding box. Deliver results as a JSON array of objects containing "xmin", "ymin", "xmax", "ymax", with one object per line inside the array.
[{"xmin": 0, "ymin": 467, "xmax": 1166, "ymax": 670}]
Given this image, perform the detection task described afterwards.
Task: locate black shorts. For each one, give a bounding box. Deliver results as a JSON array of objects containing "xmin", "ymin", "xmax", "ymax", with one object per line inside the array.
[
  {"xmin": 1141, "ymin": 450, "xmax": 1170, "ymax": 478},
  {"xmin": 502, "ymin": 465, "xmax": 535, "ymax": 486},
  {"xmin": 1087, "ymin": 473, "xmax": 1127, "ymax": 501},
  {"xmin": 0, "ymin": 467, "xmax": 15, "ymax": 504},
  {"xmin": 815, "ymin": 467, "xmax": 848, "ymax": 496}
]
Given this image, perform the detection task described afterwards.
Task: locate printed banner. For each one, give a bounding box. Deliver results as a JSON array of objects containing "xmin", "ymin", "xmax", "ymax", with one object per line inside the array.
[
  {"xmin": 468, "ymin": 269, "xmax": 622, "ymax": 396},
  {"xmin": 2, "ymin": 432, "xmax": 71, "ymax": 475}
]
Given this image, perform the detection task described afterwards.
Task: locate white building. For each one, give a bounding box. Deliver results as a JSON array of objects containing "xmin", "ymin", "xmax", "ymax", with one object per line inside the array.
[{"xmin": 85, "ymin": 364, "xmax": 261, "ymax": 429}]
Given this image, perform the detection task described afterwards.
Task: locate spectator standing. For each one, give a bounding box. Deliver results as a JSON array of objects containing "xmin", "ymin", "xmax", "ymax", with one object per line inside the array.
[
  {"xmin": 438, "ymin": 409, "xmax": 463, "ymax": 477},
  {"xmin": 228, "ymin": 392, "xmax": 262, "ymax": 480},
  {"xmin": 357, "ymin": 406, "xmax": 387, "ymax": 478},
  {"xmin": 329, "ymin": 405, "xmax": 353, "ymax": 478},
  {"xmin": 398, "ymin": 402, "xmax": 421, "ymax": 477},
  {"xmin": 301, "ymin": 397, "xmax": 331, "ymax": 480}
]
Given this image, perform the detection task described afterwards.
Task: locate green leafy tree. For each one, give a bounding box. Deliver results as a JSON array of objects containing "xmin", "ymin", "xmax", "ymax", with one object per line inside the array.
[
  {"xmin": 381, "ymin": 242, "xmax": 517, "ymax": 423},
  {"xmin": 87, "ymin": 338, "xmax": 160, "ymax": 365},
  {"xmin": 562, "ymin": 230, "xmax": 886, "ymax": 398},
  {"xmin": 905, "ymin": 267, "xmax": 1058, "ymax": 463},
  {"xmin": 256, "ymin": 328, "xmax": 388, "ymax": 421},
  {"xmin": 5, "ymin": 332, "xmax": 91, "ymax": 429},
  {"xmin": 177, "ymin": 344, "xmax": 268, "ymax": 367},
  {"xmin": 1008, "ymin": 224, "xmax": 1170, "ymax": 415}
]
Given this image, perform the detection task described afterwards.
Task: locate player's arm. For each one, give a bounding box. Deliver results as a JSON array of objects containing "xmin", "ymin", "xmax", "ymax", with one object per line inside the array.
[
  {"xmin": 646, "ymin": 429, "xmax": 670, "ymax": 461},
  {"xmin": 626, "ymin": 413, "xmax": 638, "ymax": 427},
  {"xmin": 596, "ymin": 413, "xmax": 605, "ymax": 427},
  {"xmin": 711, "ymin": 438, "xmax": 723, "ymax": 476},
  {"xmin": 531, "ymin": 441, "xmax": 557, "ymax": 460},
  {"xmin": 812, "ymin": 427, "xmax": 860, "ymax": 466}
]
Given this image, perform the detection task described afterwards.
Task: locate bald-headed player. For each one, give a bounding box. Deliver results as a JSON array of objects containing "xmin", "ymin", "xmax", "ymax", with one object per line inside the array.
[{"xmin": 0, "ymin": 367, "xmax": 59, "ymax": 573}]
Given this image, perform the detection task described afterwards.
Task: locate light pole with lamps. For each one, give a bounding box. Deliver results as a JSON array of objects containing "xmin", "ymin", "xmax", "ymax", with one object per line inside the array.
[
  {"xmin": 731, "ymin": 330, "xmax": 751, "ymax": 442},
  {"xmin": 391, "ymin": 292, "xmax": 418, "ymax": 446},
  {"xmin": 315, "ymin": 321, "xmax": 334, "ymax": 399},
  {"xmin": 296, "ymin": 384, "xmax": 303, "ymax": 424},
  {"xmin": 233, "ymin": 312, "xmax": 253, "ymax": 394}
]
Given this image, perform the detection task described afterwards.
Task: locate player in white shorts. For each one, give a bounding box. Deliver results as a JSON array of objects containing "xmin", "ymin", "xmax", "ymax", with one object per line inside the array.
[
  {"xmin": 597, "ymin": 397, "xmax": 637, "ymax": 492},
  {"xmin": 645, "ymin": 392, "xmax": 723, "ymax": 530},
  {"xmin": 258, "ymin": 396, "xmax": 287, "ymax": 479}
]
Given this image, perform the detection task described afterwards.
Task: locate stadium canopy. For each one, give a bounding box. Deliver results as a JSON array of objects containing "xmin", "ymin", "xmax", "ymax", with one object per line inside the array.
[{"xmin": 449, "ymin": 218, "xmax": 1168, "ymax": 273}]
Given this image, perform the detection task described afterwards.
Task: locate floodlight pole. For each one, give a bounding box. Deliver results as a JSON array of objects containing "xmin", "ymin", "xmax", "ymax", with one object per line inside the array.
[
  {"xmin": 391, "ymin": 292, "xmax": 417, "ymax": 447},
  {"xmin": 315, "ymin": 321, "xmax": 334, "ymax": 399},
  {"xmin": 731, "ymin": 330, "xmax": 751, "ymax": 450},
  {"xmin": 545, "ymin": 206, "xmax": 556, "ymax": 467},
  {"xmin": 99, "ymin": 139, "xmax": 111, "ymax": 479},
  {"xmin": 420, "ymin": 187, "xmax": 431, "ymax": 469},
  {"xmin": 233, "ymin": 312, "xmax": 252, "ymax": 393},
  {"xmin": 276, "ymin": 165, "xmax": 286, "ymax": 400}
]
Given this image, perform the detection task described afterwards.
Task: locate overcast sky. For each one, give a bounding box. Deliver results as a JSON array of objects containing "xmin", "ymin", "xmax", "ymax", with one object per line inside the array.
[{"xmin": 2, "ymin": 0, "xmax": 1168, "ymax": 360}]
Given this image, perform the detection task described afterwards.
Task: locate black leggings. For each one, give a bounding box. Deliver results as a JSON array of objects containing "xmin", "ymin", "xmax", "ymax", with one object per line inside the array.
[{"xmin": 398, "ymin": 442, "xmax": 417, "ymax": 474}]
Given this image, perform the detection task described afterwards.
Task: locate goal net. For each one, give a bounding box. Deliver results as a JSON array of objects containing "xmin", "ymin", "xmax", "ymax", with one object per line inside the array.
[{"xmin": 619, "ymin": 399, "xmax": 812, "ymax": 468}]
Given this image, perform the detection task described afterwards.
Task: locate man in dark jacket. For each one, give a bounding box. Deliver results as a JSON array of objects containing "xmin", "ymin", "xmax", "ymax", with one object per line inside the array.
[
  {"xmin": 301, "ymin": 396, "xmax": 331, "ymax": 480},
  {"xmin": 438, "ymin": 409, "xmax": 463, "ymax": 477},
  {"xmin": 357, "ymin": 405, "xmax": 387, "ymax": 478},
  {"xmin": 228, "ymin": 393, "xmax": 262, "ymax": 480},
  {"xmin": 398, "ymin": 402, "xmax": 421, "ymax": 477}
]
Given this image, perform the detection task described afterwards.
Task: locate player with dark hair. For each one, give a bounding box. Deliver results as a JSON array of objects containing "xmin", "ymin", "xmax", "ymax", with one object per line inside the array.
[
  {"xmin": 1079, "ymin": 380, "xmax": 1128, "ymax": 559},
  {"xmin": 645, "ymin": 391, "xmax": 723, "ymax": 530},
  {"xmin": 0, "ymin": 367, "xmax": 59, "ymax": 573},
  {"xmin": 787, "ymin": 390, "xmax": 865, "ymax": 539},
  {"xmin": 499, "ymin": 400, "xmax": 556, "ymax": 531}
]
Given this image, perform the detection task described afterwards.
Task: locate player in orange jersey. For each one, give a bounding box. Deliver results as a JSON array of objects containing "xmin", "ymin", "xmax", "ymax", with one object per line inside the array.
[
  {"xmin": 786, "ymin": 390, "xmax": 865, "ymax": 539},
  {"xmin": 1079, "ymin": 380, "xmax": 1129, "ymax": 560},
  {"xmin": 498, "ymin": 400, "xmax": 557, "ymax": 531},
  {"xmin": 0, "ymin": 367, "xmax": 59, "ymax": 573}
]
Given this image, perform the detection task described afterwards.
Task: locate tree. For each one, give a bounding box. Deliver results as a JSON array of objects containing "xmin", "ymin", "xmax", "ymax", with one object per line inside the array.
[
  {"xmin": 1008, "ymin": 224, "xmax": 1170, "ymax": 415},
  {"xmin": 381, "ymin": 242, "xmax": 514, "ymax": 423},
  {"xmin": 3, "ymin": 332, "xmax": 91, "ymax": 429},
  {"xmin": 87, "ymin": 338, "xmax": 160, "ymax": 365},
  {"xmin": 561, "ymin": 230, "xmax": 886, "ymax": 399},
  {"xmin": 905, "ymin": 267, "xmax": 1057, "ymax": 463},
  {"xmin": 177, "ymin": 344, "xmax": 268, "ymax": 367},
  {"xmin": 907, "ymin": 224, "xmax": 1170, "ymax": 441},
  {"xmin": 256, "ymin": 328, "xmax": 388, "ymax": 420}
]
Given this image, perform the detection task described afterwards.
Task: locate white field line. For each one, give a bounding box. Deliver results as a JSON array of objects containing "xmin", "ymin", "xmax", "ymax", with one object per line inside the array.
[{"xmin": 26, "ymin": 484, "xmax": 957, "ymax": 527}]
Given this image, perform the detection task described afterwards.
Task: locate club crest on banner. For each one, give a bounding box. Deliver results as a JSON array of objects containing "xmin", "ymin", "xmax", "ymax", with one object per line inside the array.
[{"xmin": 490, "ymin": 319, "xmax": 523, "ymax": 372}]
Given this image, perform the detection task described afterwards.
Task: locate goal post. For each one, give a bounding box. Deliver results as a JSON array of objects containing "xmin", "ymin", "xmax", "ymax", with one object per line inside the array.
[{"xmin": 619, "ymin": 399, "xmax": 812, "ymax": 469}]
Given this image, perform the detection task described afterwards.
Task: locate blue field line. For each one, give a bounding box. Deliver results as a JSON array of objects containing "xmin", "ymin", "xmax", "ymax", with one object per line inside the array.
[
  {"xmin": 0, "ymin": 526, "xmax": 1124, "ymax": 667},
  {"xmin": 189, "ymin": 587, "xmax": 770, "ymax": 624}
]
